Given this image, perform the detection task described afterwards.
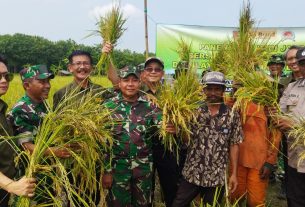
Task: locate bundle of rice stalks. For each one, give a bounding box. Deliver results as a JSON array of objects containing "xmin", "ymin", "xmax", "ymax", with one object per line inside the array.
[
  {"xmin": 156, "ymin": 69, "xmax": 204, "ymax": 153},
  {"xmin": 175, "ymin": 37, "xmax": 192, "ymax": 63},
  {"xmin": 95, "ymin": 3, "xmax": 126, "ymax": 73},
  {"xmin": 210, "ymin": 2, "xmax": 271, "ymax": 78},
  {"xmin": 233, "ymin": 70, "xmax": 280, "ymax": 114},
  {"xmin": 289, "ymin": 117, "xmax": 305, "ymax": 153},
  {"xmin": 15, "ymin": 91, "xmax": 114, "ymax": 207}
]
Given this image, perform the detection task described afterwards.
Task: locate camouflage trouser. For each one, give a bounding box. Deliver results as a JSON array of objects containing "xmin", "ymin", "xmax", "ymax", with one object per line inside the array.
[{"xmin": 107, "ymin": 157, "xmax": 153, "ymax": 207}]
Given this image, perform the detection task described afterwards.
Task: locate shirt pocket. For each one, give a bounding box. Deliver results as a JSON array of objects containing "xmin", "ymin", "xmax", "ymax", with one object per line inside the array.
[
  {"xmin": 135, "ymin": 116, "xmax": 147, "ymax": 133},
  {"xmin": 286, "ymin": 97, "xmax": 299, "ymax": 113}
]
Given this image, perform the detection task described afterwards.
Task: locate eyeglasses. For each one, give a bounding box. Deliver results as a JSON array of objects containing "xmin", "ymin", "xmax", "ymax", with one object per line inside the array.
[
  {"xmin": 144, "ymin": 67, "xmax": 163, "ymax": 73},
  {"xmin": 0, "ymin": 73, "xmax": 13, "ymax": 82},
  {"xmin": 71, "ymin": 61, "xmax": 91, "ymax": 67}
]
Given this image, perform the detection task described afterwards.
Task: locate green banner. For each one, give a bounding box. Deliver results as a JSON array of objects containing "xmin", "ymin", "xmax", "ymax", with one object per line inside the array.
[{"xmin": 156, "ymin": 24, "xmax": 305, "ymax": 73}]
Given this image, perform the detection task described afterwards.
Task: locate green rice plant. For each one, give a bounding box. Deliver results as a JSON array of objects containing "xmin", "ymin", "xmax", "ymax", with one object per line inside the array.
[
  {"xmin": 175, "ymin": 37, "xmax": 192, "ymax": 63},
  {"xmin": 156, "ymin": 69, "xmax": 204, "ymax": 153},
  {"xmin": 14, "ymin": 90, "xmax": 114, "ymax": 207},
  {"xmin": 232, "ymin": 70, "xmax": 282, "ymax": 146},
  {"xmin": 93, "ymin": 2, "xmax": 126, "ymax": 73},
  {"xmin": 233, "ymin": 70, "xmax": 280, "ymax": 113},
  {"xmin": 209, "ymin": 2, "xmax": 271, "ymax": 78},
  {"xmin": 289, "ymin": 117, "xmax": 305, "ymax": 161},
  {"xmin": 209, "ymin": 44, "xmax": 227, "ymax": 75},
  {"xmin": 2, "ymin": 75, "xmax": 112, "ymax": 110}
]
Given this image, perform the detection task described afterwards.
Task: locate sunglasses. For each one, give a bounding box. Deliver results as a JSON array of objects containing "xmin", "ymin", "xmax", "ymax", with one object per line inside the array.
[
  {"xmin": 0, "ymin": 73, "xmax": 13, "ymax": 82},
  {"xmin": 144, "ymin": 67, "xmax": 163, "ymax": 73}
]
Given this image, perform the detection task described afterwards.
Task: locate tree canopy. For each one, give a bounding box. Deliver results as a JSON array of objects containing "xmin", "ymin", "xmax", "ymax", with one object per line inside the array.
[{"xmin": 0, "ymin": 33, "xmax": 154, "ymax": 73}]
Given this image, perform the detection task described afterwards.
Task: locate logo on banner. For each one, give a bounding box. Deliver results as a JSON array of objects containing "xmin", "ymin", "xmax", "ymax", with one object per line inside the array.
[{"xmin": 282, "ymin": 31, "xmax": 295, "ymax": 41}]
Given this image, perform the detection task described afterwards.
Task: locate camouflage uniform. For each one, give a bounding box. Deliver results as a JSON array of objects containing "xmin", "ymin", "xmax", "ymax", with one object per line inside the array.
[
  {"xmin": 7, "ymin": 65, "xmax": 54, "ymax": 205},
  {"xmin": 104, "ymin": 92, "xmax": 162, "ymax": 207},
  {"xmin": 7, "ymin": 94, "xmax": 47, "ymax": 144},
  {"xmin": 7, "ymin": 94, "xmax": 49, "ymax": 205}
]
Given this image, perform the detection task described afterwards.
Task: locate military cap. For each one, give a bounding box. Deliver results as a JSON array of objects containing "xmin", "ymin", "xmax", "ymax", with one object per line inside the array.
[
  {"xmin": 119, "ymin": 66, "xmax": 140, "ymax": 79},
  {"xmin": 20, "ymin": 64, "xmax": 54, "ymax": 81},
  {"xmin": 136, "ymin": 63, "xmax": 145, "ymax": 73},
  {"xmin": 267, "ymin": 54, "xmax": 285, "ymax": 66}
]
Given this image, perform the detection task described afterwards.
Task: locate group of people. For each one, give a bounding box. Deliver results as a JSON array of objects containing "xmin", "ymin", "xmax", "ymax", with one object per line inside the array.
[{"xmin": 0, "ymin": 43, "xmax": 304, "ymax": 207}]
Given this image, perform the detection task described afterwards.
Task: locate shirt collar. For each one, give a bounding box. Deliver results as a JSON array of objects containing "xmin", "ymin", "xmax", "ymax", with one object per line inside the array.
[
  {"xmin": 0, "ymin": 99, "xmax": 8, "ymax": 113},
  {"xmin": 115, "ymin": 92, "xmax": 148, "ymax": 104}
]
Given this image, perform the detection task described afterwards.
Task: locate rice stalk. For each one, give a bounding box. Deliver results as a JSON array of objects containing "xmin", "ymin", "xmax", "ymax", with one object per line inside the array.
[
  {"xmin": 289, "ymin": 117, "xmax": 305, "ymax": 162},
  {"xmin": 94, "ymin": 3, "xmax": 126, "ymax": 73},
  {"xmin": 232, "ymin": 70, "xmax": 280, "ymax": 113},
  {"xmin": 14, "ymin": 90, "xmax": 114, "ymax": 207},
  {"xmin": 175, "ymin": 37, "xmax": 192, "ymax": 63},
  {"xmin": 209, "ymin": 1, "xmax": 271, "ymax": 78},
  {"xmin": 156, "ymin": 69, "xmax": 204, "ymax": 154}
]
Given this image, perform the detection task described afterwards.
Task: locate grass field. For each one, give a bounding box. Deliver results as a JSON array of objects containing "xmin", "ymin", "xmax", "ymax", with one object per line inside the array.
[{"xmin": 2, "ymin": 75, "xmax": 112, "ymax": 109}]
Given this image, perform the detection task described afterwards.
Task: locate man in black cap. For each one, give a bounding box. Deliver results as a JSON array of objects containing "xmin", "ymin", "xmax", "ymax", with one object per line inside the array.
[
  {"xmin": 284, "ymin": 45, "xmax": 304, "ymax": 84},
  {"xmin": 276, "ymin": 45, "xmax": 304, "ymax": 200},
  {"xmin": 172, "ymin": 71, "xmax": 243, "ymax": 207},
  {"xmin": 276, "ymin": 47, "xmax": 305, "ymax": 207}
]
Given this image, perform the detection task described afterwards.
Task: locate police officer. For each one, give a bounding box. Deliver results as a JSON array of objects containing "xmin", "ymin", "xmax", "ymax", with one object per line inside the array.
[{"xmin": 276, "ymin": 47, "xmax": 305, "ymax": 207}]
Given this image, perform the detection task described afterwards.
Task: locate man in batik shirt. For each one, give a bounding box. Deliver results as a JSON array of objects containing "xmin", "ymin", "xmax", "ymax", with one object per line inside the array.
[{"xmin": 172, "ymin": 71, "xmax": 243, "ymax": 207}]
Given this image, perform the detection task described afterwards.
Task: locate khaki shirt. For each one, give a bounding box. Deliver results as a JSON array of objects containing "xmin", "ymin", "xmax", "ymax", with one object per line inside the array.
[
  {"xmin": 280, "ymin": 78, "xmax": 305, "ymax": 172},
  {"xmin": 53, "ymin": 80, "xmax": 114, "ymax": 110}
]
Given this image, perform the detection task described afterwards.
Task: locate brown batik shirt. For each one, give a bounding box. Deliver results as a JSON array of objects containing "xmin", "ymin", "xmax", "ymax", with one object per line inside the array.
[{"xmin": 182, "ymin": 103, "xmax": 243, "ymax": 187}]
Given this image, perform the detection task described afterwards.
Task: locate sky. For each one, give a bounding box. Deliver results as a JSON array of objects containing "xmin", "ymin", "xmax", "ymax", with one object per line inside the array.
[{"xmin": 1, "ymin": 0, "xmax": 305, "ymax": 53}]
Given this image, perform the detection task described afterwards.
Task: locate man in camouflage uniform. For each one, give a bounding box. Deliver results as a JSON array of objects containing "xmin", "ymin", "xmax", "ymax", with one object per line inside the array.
[
  {"xmin": 103, "ymin": 44, "xmax": 181, "ymax": 206},
  {"xmin": 53, "ymin": 50, "xmax": 113, "ymax": 110},
  {"xmin": 103, "ymin": 66, "xmax": 174, "ymax": 207},
  {"xmin": 7, "ymin": 65, "xmax": 70, "ymax": 205}
]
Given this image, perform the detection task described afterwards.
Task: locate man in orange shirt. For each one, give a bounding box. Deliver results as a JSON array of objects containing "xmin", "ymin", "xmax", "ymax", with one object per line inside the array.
[{"xmin": 230, "ymin": 83, "xmax": 282, "ymax": 207}]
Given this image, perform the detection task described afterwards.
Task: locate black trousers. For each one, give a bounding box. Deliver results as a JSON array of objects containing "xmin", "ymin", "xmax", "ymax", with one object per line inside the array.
[
  {"xmin": 281, "ymin": 135, "xmax": 288, "ymax": 187},
  {"xmin": 172, "ymin": 178, "xmax": 224, "ymax": 207},
  {"xmin": 287, "ymin": 165, "xmax": 305, "ymax": 207},
  {"xmin": 0, "ymin": 189, "xmax": 10, "ymax": 207},
  {"xmin": 152, "ymin": 148, "xmax": 179, "ymax": 207}
]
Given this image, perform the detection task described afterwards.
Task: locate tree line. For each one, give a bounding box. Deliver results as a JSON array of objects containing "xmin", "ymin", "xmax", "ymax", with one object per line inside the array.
[{"xmin": 0, "ymin": 33, "xmax": 154, "ymax": 73}]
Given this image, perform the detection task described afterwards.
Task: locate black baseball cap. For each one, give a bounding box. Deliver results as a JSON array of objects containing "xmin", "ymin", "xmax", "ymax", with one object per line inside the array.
[
  {"xmin": 144, "ymin": 57, "xmax": 164, "ymax": 68},
  {"xmin": 296, "ymin": 47, "xmax": 305, "ymax": 63}
]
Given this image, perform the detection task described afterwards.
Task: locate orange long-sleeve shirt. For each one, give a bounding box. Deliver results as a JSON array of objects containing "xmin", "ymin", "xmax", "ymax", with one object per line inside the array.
[{"xmin": 238, "ymin": 102, "xmax": 282, "ymax": 170}]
